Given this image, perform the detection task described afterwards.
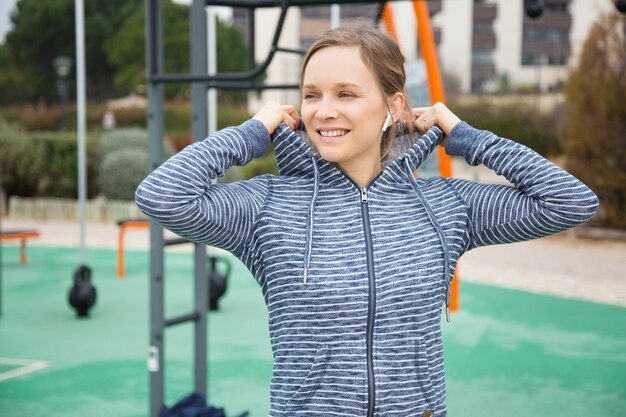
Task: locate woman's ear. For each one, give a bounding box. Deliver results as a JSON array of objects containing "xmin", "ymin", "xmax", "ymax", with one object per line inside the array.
[{"xmin": 388, "ymin": 92, "xmax": 406, "ymax": 122}]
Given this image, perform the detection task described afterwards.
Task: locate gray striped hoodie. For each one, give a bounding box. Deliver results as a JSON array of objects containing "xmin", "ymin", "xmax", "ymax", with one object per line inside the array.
[{"xmin": 135, "ymin": 119, "xmax": 599, "ymax": 416}]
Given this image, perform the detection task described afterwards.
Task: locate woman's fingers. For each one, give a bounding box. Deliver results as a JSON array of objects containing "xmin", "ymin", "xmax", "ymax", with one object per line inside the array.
[
  {"xmin": 281, "ymin": 105, "xmax": 301, "ymax": 131},
  {"xmin": 411, "ymin": 107, "xmax": 430, "ymax": 118},
  {"xmin": 412, "ymin": 106, "xmax": 437, "ymax": 134},
  {"xmin": 411, "ymin": 102, "xmax": 461, "ymax": 138},
  {"xmin": 253, "ymin": 102, "xmax": 301, "ymax": 134}
]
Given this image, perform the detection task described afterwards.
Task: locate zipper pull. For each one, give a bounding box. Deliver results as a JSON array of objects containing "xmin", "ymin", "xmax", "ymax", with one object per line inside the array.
[{"xmin": 361, "ymin": 187, "xmax": 368, "ymax": 204}]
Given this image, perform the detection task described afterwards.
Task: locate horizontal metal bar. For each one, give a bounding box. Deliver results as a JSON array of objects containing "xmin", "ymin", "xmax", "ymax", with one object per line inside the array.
[
  {"xmin": 275, "ymin": 46, "xmax": 307, "ymax": 55},
  {"xmin": 165, "ymin": 311, "xmax": 201, "ymax": 327},
  {"xmin": 206, "ymin": 0, "xmax": 398, "ymax": 7},
  {"xmin": 148, "ymin": 75, "xmax": 299, "ymax": 90},
  {"xmin": 218, "ymin": 82, "xmax": 300, "ymax": 90},
  {"xmin": 150, "ymin": 73, "xmax": 260, "ymax": 83},
  {"xmin": 164, "ymin": 237, "xmax": 192, "ymax": 246}
]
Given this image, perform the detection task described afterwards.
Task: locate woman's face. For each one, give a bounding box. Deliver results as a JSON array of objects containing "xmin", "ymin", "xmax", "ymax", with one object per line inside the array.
[{"xmin": 301, "ymin": 45, "xmax": 390, "ymax": 174}]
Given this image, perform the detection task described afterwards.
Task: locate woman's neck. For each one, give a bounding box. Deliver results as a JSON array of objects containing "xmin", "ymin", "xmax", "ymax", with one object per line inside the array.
[{"xmin": 335, "ymin": 160, "xmax": 383, "ymax": 189}]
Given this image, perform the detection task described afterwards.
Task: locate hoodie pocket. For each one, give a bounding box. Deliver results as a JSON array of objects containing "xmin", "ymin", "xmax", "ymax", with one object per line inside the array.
[
  {"xmin": 415, "ymin": 336, "xmax": 436, "ymax": 410},
  {"xmin": 284, "ymin": 345, "xmax": 330, "ymax": 411}
]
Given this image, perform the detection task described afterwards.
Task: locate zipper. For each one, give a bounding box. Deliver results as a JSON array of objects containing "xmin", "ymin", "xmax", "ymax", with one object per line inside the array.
[{"xmin": 360, "ymin": 186, "xmax": 376, "ymax": 417}]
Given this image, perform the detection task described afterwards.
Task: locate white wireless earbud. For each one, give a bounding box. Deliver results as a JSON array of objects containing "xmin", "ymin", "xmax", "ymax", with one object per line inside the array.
[{"xmin": 382, "ymin": 111, "xmax": 393, "ymax": 132}]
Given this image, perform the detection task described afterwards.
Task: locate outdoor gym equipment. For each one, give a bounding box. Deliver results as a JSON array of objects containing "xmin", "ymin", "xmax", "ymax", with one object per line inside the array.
[
  {"xmin": 68, "ymin": 264, "xmax": 96, "ymax": 317},
  {"xmin": 0, "ymin": 229, "xmax": 41, "ymax": 317},
  {"xmin": 208, "ymin": 256, "xmax": 232, "ymax": 311},
  {"xmin": 0, "ymin": 230, "xmax": 41, "ymax": 266},
  {"xmin": 144, "ymin": 1, "xmax": 450, "ymax": 415}
]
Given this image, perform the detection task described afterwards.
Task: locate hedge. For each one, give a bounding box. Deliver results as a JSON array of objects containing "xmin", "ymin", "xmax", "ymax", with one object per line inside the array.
[
  {"xmin": 99, "ymin": 148, "xmax": 149, "ymax": 201},
  {"xmin": 0, "ymin": 119, "xmax": 99, "ymax": 200},
  {"xmin": 450, "ymin": 98, "xmax": 561, "ymax": 157},
  {"xmin": 95, "ymin": 127, "xmax": 174, "ymax": 200}
]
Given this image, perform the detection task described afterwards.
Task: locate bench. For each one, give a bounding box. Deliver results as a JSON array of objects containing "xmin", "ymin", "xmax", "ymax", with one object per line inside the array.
[
  {"xmin": 117, "ymin": 219, "xmax": 194, "ymax": 279},
  {"xmin": 117, "ymin": 219, "xmax": 150, "ymax": 279},
  {"xmin": 0, "ymin": 230, "xmax": 41, "ymax": 265}
]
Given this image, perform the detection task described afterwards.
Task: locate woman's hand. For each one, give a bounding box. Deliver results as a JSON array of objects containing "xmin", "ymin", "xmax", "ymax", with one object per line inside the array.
[
  {"xmin": 412, "ymin": 102, "xmax": 461, "ymax": 147},
  {"xmin": 253, "ymin": 101, "xmax": 301, "ymax": 135}
]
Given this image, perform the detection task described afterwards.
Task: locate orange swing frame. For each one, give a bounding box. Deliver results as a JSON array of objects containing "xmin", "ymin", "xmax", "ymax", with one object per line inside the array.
[{"xmin": 382, "ymin": 1, "xmax": 460, "ymax": 313}]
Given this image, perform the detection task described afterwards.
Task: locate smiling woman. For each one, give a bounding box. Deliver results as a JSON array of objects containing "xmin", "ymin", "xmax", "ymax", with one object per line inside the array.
[
  {"xmin": 135, "ymin": 21, "xmax": 599, "ymax": 417},
  {"xmin": 300, "ymin": 45, "xmax": 400, "ymax": 187}
]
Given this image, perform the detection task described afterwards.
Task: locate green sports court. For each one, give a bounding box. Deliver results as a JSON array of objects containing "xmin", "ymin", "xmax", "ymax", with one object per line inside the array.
[{"xmin": 1, "ymin": 244, "xmax": 625, "ymax": 417}]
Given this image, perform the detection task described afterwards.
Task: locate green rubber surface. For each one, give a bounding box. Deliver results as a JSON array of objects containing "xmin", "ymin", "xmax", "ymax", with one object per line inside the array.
[{"xmin": 1, "ymin": 245, "xmax": 625, "ymax": 417}]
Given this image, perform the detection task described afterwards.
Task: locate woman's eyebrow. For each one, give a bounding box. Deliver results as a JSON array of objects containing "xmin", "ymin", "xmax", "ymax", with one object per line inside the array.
[
  {"xmin": 302, "ymin": 82, "xmax": 363, "ymax": 90},
  {"xmin": 336, "ymin": 82, "xmax": 361, "ymax": 89}
]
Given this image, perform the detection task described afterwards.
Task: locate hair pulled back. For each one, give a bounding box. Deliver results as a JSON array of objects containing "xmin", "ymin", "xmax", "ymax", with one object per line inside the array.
[{"xmin": 300, "ymin": 21, "xmax": 413, "ymax": 160}]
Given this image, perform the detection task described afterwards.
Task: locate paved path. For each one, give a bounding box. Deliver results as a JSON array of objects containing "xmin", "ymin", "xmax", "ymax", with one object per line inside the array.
[{"xmin": 3, "ymin": 215, "xmax": 625, "ymax": 308}]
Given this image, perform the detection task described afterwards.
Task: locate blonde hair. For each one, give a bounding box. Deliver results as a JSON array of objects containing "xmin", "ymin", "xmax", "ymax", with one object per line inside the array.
[{"xmin": 300, "ymin": 21, "xmax": 413, "ymax": 160}]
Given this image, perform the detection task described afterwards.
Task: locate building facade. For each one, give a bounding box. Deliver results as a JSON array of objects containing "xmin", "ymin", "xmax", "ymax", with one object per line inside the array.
[{"xmin": 241, "ymin": 0, "xmax": 616, "ymax": 110}]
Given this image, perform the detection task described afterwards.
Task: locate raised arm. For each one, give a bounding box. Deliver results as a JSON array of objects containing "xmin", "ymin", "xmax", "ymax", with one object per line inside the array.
[
  {"xmin": 443, "ymin": 121, "xmax": 599, "ymax": 250},
  {"xmin": 135, "ymin": 119, "xmax": 271, "ymax": 255}
]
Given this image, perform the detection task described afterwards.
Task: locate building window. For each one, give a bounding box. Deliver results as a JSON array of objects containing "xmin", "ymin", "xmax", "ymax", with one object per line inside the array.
[
  {"xmin": 545, "ymin": 2, "xmax": 568, "ymax": 13},
  {"xmin": 301, "ymin": 6, "xmax": 330, "ymax": 19},
  {"xmin": 523, "ymin": 27, "xmax": 539, "ymax": 41},
  {"xmin": 546, "ymin": 29, "xmax": 567, "ymax": 43},
  {"xmin": 301, "ymin": 4, "xmax": 377, "ymax": 20},
  {"xmin": 474, "ymin": 22, "xmax": 493, "ymax": 35},
  {"xmin": 472, "ymin": 49, "xmax": 493, "ymax": 64},
  {"xmin": 548, "ymin": 55, "xmax": 567, "ymax": 65},
  {"xmin": 521, "ymin": 0, "xmax": 571, "ymax": 67}
]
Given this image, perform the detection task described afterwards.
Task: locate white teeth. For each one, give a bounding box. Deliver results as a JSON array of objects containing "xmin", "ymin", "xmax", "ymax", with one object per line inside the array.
[{"xmin": 319, "ymin": 130, "xmax": 348, "ymax": 137}]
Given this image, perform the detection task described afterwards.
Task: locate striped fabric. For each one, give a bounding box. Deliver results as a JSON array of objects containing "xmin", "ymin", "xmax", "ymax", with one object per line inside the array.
[{"xmin": 135, "ymin": 119, "xmax": 599, "ymax": 416}]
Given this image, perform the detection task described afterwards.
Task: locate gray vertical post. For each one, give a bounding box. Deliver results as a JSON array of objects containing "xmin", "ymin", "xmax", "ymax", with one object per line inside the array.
[
  {"xmin": 248, "ymin": 8, "xmax": 255, "ymax": 70},
  {"xmin": 190, "ymin": 0, "xmax": 208, "ymax": 398},
  {"xmin": 75, "ymin": 0, "xmax": 88, "ymax": 266},
  {"xmin": 145, "ymin": 1, "xmax": 165, "ymax": 416}
]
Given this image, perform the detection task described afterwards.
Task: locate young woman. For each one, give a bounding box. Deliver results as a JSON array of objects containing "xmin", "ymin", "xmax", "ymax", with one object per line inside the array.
[{"xmin": 136, "ymin": 23, "xmax": 598, "ymax": 417}]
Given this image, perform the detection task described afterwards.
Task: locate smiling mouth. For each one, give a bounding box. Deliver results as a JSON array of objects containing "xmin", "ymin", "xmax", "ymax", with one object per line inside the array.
[{"xmin": 317, "ymin": 129, "xmax": 350, "ymax": 140}]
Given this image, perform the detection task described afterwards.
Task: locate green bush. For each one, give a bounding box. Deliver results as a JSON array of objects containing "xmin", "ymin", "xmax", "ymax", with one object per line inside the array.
[
  {"xmin": 0, "ymin": 103, "xmax": 114, "ymax": 132},
  {"xmin": 98, "ymin": 148, "xmax": 149, "ymax": 201},
  {"xmin": 97, "ymin": 127, "xmax": 173, "ymax": 166},
  {"xmin": 450, "ymin": 98, "xmax": 561, "ymax": 157},
  {"xmin": 0, "ymin": 119, "xmax": 38, "ymax": 197},
  {"xmin": 0, "ymin": 119, "xmax": 99, "ymax": 200},
  {"xmin": 96, "ymin": 127, "xmax": 173, "ymax": 200},
  {"xmin": 98, "ymin": 128, "xmax": 154, "ymax": 161}
]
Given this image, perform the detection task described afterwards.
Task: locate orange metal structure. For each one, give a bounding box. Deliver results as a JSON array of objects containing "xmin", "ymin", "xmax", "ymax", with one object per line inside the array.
[
  {"xmin": 117, "ymin": 220, "xmax": 150, "ymax": 279},
  {"xmin": 383, "ymin": 1, "xmax": 459, "ymax": 312},
  {"xmin": 1, "ymin": 230, "xmax": 41, "ymax": 265}
]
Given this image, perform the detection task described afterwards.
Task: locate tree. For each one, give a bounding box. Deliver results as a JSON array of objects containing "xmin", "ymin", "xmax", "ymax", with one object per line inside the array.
[
  {"xmin": 1, "ymin": 0, "xmax": 142, "ymax": 102},
  {"xmin": 1, "ymin": 0, "xmax": 249, "ymax": 104},
  {"xmin": 104, "ymin": 0, "xmax": 190, "ymax": 99},
  {"xmin": 563, "ymin": 12, "xmax": 626, "ymax": 229},
  {"xmin": 105, "ymin": 2, "xmax": 250, "ymax": 103}
]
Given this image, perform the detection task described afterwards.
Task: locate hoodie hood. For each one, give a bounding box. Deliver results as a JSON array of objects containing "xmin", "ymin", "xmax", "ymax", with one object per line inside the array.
[
  {"xmin": 271, "ymin": 122, "xmax": 444, "ymax": 183},
  {"xmin": 268, "ymin": 121, "xmax": 453, "ymax": 311}
]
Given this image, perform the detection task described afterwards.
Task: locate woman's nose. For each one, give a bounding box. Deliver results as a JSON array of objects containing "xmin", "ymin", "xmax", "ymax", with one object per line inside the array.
[{"xmin": 315, "ymin": 98, "xmax": 338, "ymax": 120}]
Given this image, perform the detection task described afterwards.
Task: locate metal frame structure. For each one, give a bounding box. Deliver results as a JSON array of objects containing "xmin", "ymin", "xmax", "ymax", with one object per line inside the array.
[{"xmin": 144, "ymin": 1, "xmax": 446, "ymax": 415}]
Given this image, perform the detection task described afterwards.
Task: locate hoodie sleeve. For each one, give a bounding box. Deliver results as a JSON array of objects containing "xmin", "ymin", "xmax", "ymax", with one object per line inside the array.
[
  {"xmin": 135, "ymin": 119, "xmax": 271, "ymax": 255},
  {"xmin": 443, "ymin": 122, "xmax": 599, "ymax": 251}
]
